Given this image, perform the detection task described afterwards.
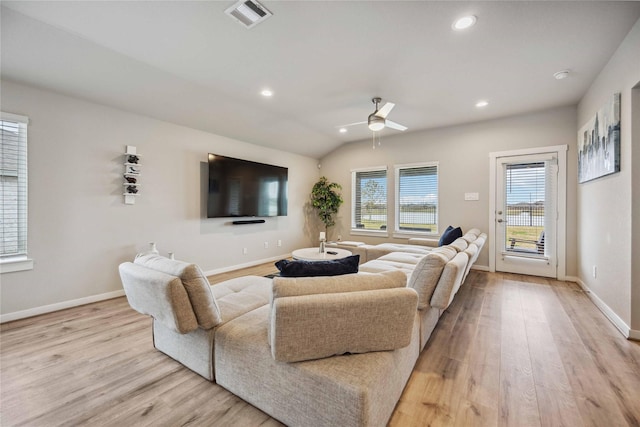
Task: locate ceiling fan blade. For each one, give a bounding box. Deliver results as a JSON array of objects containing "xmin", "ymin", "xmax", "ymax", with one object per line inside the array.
[
  {"xmin": 375, "ymin": 102, "xmax": 395, "ymax": 118},
  {"xmin": 337, "ymin": 121, "xmax": 367, "ymax": 128},
  {"xmin": 385, "ymin": 120, "xmax": 408, "ymax": 131}
]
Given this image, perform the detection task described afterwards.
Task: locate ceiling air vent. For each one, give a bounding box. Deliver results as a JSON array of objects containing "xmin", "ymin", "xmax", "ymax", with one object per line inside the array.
[{"xmin": 225, "ymin": 0, "xmax": 272, "ymax": 29}]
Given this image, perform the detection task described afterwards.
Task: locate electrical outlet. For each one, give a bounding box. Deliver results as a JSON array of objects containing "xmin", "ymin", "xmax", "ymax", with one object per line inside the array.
[
  {"xmin": 592, "ymin": 265, "xmax": 597, "ymax": 278},
  {"xmin": 277, "ymin": 240, "xmax": 282, "ymax": 247},
  {"xmin": 264, "ymin": 242, "xmax": 269, "ymax": 249},
  {"xmin": 243, "ymin": 248, "xmax": 248, "ymax": 255}
]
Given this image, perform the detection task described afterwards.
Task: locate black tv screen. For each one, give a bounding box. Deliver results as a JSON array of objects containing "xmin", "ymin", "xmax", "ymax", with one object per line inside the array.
[{"xmin": 207, "ymin": 154, "xmax": 288, "ymax": 218}]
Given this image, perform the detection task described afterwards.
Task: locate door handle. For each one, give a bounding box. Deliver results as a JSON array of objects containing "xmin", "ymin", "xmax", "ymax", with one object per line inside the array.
[{"xmin": 497, "ymin": 219, "xmax": 504, "ymax": 223}]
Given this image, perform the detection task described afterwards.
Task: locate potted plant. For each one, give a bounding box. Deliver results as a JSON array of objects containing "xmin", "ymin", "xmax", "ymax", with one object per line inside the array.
[{"xmin": 311, "ymin": 176, "xmax": 343, "ymax": 237}]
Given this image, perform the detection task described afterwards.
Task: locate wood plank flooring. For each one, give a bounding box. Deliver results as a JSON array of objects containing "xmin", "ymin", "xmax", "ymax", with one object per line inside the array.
[{"xmin": 2, "ymin": 267, "xmax": 639, "ymax": 426}]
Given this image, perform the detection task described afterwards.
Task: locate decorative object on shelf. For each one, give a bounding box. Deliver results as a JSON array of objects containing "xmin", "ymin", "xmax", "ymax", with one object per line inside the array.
[
  {"xmin": 149, "ymin": 242, "xmax": 159, "ymax": 255},
  {"xmin": 319, "ymin": 231, "xmax": 326, "ymax": 253},
  {"xmin": 123, "ymin": 145, "xmax": 142, "ymax": 204},
  {"xmin": 311, "ymin": 176, "xmax": 343, "ymax": 240},
  {"xmin": 135, "ymin": 242, "xmax": 160, "ymax": 259},
  {"xmin": 168, "ymin": 252, "xmax": 175, "ymax": 260},
  {"xmin": 578, "ymin": 92, "xmax": 621, "ymax": 183}
]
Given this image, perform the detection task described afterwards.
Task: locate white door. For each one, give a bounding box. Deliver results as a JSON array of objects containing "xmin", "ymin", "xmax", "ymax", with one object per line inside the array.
[{"xmin": 494, "ymin": 153, "xmax": 559, "ymax": 278}]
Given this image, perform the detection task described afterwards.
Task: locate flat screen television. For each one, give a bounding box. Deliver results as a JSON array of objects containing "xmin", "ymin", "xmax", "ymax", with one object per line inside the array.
[{"xmin": 207, "ymin": 154, "xmax": 288, "ymax": 218}]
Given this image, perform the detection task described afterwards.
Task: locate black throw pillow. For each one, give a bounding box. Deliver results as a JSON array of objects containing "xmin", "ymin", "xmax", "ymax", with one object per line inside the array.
[
  {"xmin": 439, "ymin": 226, "xmax": 463, "ymax": 246},
  {"xmin": 275, "ymin": 255, "xmax": 360, "ymax": 277}
]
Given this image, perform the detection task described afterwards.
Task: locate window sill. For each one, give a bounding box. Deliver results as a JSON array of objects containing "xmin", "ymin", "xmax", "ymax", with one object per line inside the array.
[
  {"xmin": 0, "ymin": 256, "xmax": 34, "ymax": 273},
  {"xmin": 350, "ymin": 229, "xmax": 389, "ymax": 238}
]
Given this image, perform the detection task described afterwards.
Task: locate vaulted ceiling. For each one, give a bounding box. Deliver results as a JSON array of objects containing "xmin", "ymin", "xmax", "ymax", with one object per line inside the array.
[{"xmin": 2, "ymin": 1, "xmax": 639, "ymax": 158}]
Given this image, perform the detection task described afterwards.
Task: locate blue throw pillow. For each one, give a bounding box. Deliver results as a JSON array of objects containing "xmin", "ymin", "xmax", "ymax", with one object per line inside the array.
[
  {"xmin": 439, "ymin": 226, "xmax": 462, "ymax": 246},
  {"xmin": 275, "ymin": 255, "xmax": 360, "ymax": 277}
]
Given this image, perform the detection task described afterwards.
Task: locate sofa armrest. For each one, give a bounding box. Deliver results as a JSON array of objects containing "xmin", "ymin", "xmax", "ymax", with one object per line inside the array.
[
  {"xmin": 270, "ymin": 287, "xmax": 418, "ymax": 362},
  {"xmin": 119, "ymin": 262, "xmax": 198, "ymax": 334},
  {"xmin": 407, "ymin": 237, "xmax": 439, "ymax": 247}
]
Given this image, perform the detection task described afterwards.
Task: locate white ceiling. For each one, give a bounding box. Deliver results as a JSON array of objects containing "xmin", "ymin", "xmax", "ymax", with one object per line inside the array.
[{"xmin": 2, "ymin": 1, "xmax": 639, "ymax": 159}]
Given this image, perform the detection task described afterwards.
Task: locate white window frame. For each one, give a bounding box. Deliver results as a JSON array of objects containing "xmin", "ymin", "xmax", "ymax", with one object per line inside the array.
[
  {"xmin": 394, "ymin": 161, "xmax": 439, "ymax": 238},
  {"xmin": 351, "ymin": 166, "xmax": 388, "ymax": 237},
  {"xmin": 0, "ymin": 112, "xmax": 33, "ymax": 273}
]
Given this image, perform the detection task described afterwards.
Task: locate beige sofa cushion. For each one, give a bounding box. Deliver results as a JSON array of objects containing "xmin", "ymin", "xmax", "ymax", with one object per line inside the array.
[
  {"xmin": 406, "ymin": 250, "xmax": 454, "ymax": 309},
  {"xmin": 407, "ymin": 237, "xmax": 439, "ymax": 247},
  {"xmin": 448, "ymin": 237, "xmax": 469, "ymax": 252},
  {"xmin": 119, "ymin": 262, "xmax": 198, "ymax": 334},
  {"xmin": 212, "ymin": 275, "xmax": 272, "ymax": 322},
  {"xmin": 272, "ymin": 270, "xmax": 406, "ymax": 298},
  {"xmin": 270, "ymin": 271, "xmax": 417, "ymax": 362},
  {"xmin": 134, "ymin": 254, "xmax": 222, "ymax": 328},
  {"xmin": 430, "ymin": 251, "xmax": 469, "ymax": 309},
  {"xmin": 371, "ymin": 243, "xmax": 431, "ymax": 255}
]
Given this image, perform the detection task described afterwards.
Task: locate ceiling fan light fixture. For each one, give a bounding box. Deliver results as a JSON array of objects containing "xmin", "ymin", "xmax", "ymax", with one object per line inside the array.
[{"xmin": 368, "ymin": 114, "xmax": 385, "ymax": 131}]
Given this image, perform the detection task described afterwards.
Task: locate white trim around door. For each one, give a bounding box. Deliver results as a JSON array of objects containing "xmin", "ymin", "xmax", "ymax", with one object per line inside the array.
[{"xmin": 489, "ymin": 145, "xmax": 567, "ymax": 280}]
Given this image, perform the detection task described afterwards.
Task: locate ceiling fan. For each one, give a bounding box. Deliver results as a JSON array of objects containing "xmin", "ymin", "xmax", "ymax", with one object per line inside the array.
[{"xmin": 340, "ymin": 97, "xmax": 408, "ymax": 132}]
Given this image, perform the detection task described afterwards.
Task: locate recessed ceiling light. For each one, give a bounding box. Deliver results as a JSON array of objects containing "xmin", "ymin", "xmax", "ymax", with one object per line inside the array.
[
  {"xmin": 475, "ymin": 100, "xmax": 489, "ymax": 108},
  {"xmin": 339, "ymin": 128, "xmax": 347, "ymax": 133},
  {"xmin": 453, "ymin": 15, "xmax": 477, "ymax": 31},
  {"xmin": 553, "ymin": 70, "xmax": 570, "ymax": 80},
  {"xmin": 261, "ymin": 89, "xmax": 273, "ymax": 97}
]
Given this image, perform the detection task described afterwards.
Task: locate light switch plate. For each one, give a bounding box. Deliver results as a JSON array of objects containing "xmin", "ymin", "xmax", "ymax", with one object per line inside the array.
[{"xmin": 464, "ymin": 192, "xmax": 479, "ymax": 201}]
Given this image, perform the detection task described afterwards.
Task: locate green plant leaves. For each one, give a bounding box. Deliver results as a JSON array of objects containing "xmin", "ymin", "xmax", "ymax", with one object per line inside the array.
[{"xmin": 311, "ymin": 176, "xmax": 343, "ymax": 231}]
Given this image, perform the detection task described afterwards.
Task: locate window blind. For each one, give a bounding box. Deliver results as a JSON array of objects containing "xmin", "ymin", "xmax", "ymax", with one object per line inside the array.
[
  {"xmin": 1, "ymin": 113, "xmax": 28, "ymax": 257},
  {"xmin": 397, "ymin": 164, "xmax": 438, "ymax": 233},
  {"xmin": 504, "ymin": 161, "xmax": 545, "ymax": 253},
  {"xmin": 352, "ymin": 169, "xmax": 387, "ymax": 231}
]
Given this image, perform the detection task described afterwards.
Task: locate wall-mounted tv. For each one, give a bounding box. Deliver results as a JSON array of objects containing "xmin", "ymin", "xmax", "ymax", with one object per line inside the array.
[{"xmin": 207, "ymin": 154, "xmax": 288, "ymax": 218}]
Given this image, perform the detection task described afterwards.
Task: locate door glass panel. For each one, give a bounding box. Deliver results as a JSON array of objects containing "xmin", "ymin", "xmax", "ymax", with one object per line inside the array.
[{"xmin": 504, "ymin": 162, "xmax": 545, "ymax": 255}]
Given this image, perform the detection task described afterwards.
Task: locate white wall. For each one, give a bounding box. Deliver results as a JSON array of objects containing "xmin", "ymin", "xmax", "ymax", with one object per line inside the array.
[
  {"xmin": 0, "ymin": 80, "xmax": 319, "ymax": 319},
  {"xmin": 577, "ymin": 18, "xmax": 640, "ymax": 334},
  {"xmin": 320, "ymin": 106, "xmax": 578, "ymax": 274}
]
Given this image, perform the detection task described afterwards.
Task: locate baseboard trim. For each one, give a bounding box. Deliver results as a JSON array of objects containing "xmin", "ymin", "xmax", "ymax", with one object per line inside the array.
[
  {"xmin": 0, "ymin": 254, "xmax": 290, "ymax": 324},
  {"xmin": 470, "ymin": 264, "xmax": 490, "ymax": 272},
  {"xmin": 1, "ymin": 290, "xmax": 125, "ymax": 324},
  {"xmin": 630, "ymin": 329, "xmax": 640, "ymax": 341},
  {"xmin": 572, "ymin": 277, "xmax": 632, "ymax": 339},
  {"xmin": 202, "ymin": 254, "xmax": 290, "ymax": 277}
]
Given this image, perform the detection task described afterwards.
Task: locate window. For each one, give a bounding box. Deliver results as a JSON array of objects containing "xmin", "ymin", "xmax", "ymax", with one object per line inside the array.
[
  {"xmin": 503, "ymin": 161, "xmax": 548, "ymax": 254},
  {"xmin": 395, "ymin": 162, "xmax": 438, "ymax": 235},
  {"xmin": 351, "ymin": 167, "xmax": 387, "ymax": 234},
  {"xmin": 1, "ymin": 112, "xmax": 31, "ymax": 273}
]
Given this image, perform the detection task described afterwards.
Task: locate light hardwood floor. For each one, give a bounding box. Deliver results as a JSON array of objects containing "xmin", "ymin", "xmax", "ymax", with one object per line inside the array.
[{"xmin": 1, "ymin": 267, "xmax": 639, "ymax": 426}]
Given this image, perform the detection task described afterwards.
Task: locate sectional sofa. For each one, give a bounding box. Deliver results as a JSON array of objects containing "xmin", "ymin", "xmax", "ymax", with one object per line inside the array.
[{"xmin": 118, "ymin": 229, "xmax": 484, "ymax": 426}]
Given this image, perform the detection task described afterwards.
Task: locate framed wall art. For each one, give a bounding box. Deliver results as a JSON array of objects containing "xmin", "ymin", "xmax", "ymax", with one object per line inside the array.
[{"xmin": 578, "ymin": 92, "xmax": 621, "ymax": 183}]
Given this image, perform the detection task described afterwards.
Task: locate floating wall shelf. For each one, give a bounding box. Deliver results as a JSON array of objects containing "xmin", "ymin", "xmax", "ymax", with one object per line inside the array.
[{"xmin": 123, "ymin": 145, "xmax": 141, "ymax": 205}]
